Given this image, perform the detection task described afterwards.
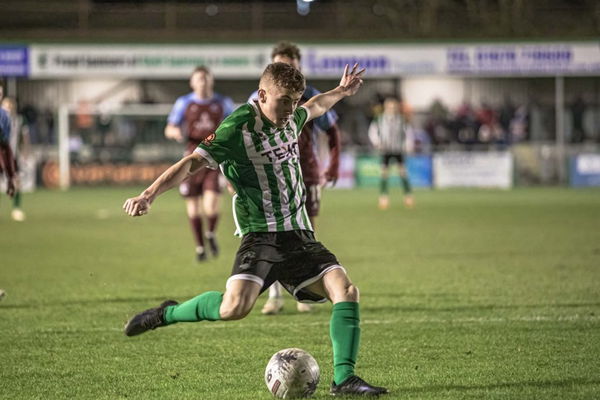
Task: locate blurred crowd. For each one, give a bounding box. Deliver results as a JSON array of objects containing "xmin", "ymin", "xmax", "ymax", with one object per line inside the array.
[{"xmin": 423, "ymin": 97, "xmax": 529, "ymax": 149}]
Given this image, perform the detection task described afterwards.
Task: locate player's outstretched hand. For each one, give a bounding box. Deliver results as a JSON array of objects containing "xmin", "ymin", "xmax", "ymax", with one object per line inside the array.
[
  {"xmin": 339, "ymin": 63, "xmax": 365, "ymax": 97},
  {"xmin": 123, "ymin": 195, "xmax": 151, "ymax": 217}
]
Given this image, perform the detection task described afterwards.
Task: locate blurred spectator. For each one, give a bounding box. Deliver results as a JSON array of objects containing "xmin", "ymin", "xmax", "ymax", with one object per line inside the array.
[
  {"xmin": 454, "ymin": 101, "xmax": 478, "ymax": 147},
  {"xmin": 498, "ymin": 97, "xmax": 515, "ymax": 143},
  {"xmin": 510, "ymin": 104, "xmax": 529, "ymax": 142},
  {"xmin": 570, "ymin": 95, "xmax": 586, "ymax": 143},
  {"xmin": 425, "ymin": 98, "xmax": 451, "ymax": 146}
]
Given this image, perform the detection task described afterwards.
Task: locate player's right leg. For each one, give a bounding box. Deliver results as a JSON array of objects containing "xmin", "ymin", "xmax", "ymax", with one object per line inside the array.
[
  {"xmin": 124, "ymin": 232, "xmax": 273, "ymax": 336},
  {"xmin": 123, "ymin": 280, "xmax": 261, "ymax": 336}
]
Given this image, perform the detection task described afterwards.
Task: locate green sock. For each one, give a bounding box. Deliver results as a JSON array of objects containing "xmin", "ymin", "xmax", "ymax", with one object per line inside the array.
[
  {"xmin": 163, "ymin": 291, "xmax": 223, "ymax": 324},
  {"xmin": 401, "ymin": 176, "xmax": 412, "ymax": 194},
  {"xmin": 380, "ymin": 178, "xmax": 388, "ymax": 195},
  {"xmin": 13, "ymin": 191, "xmax": 21, "ymax": 208},
  {"xmin": 330, "ymin": 301, "xmax": 360, "ymax": 385}
]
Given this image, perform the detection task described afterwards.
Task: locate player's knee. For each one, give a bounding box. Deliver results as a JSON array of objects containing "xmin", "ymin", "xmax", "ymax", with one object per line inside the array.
[
  {"xmin": 331, "ymin": 282, "xmax": 359, "ymax": 303},
  {"xmin": 345, "ymin": 283, "xmax": 360, "ymax": 302},
  {"xmin": 219, "ymin": 299, "xmax": 253, "ymax": 321}
]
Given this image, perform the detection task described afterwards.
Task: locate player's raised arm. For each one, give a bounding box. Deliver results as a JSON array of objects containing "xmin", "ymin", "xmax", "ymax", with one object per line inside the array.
[
  {"xmin": 123, "ymin": 152, "xmax": 209, "ymax": 217},
  {"xmin": 303, "ymin": 64, "xmax": 365, "ymax": 121}
]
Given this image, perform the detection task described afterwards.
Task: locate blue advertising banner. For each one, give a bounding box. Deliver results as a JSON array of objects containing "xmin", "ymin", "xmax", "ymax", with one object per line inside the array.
[
  {"xmin": 0, "ymin": 46, "xmax": 28, "ymax": 77},
  {"xmin": 570, "ymin": 154, "xmax": 600, "ymax": 187},
  {"xmin": 355, "ymin": 155, "xmax": 432, "ymax": 188}
]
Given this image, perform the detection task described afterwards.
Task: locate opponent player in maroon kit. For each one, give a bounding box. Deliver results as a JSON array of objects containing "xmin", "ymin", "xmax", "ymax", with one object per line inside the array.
[
  {"xmin": 249, "ymin": 42, "xmax": 341, "ymax": 314},
  {"xmin": 165, "ymin": 66, "xmax": 235, "ymax": 262}
]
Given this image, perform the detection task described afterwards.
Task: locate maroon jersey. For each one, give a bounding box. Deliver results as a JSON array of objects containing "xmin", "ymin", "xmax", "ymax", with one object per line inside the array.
[{"xmin": 168, "ymin": 93, "xmax": 235, "ymax": 155}]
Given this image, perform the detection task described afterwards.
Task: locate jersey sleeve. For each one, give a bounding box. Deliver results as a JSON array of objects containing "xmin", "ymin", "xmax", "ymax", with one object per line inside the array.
[
  {"xmin": 167, "ymin": 96, "xmax": 188, "ymax": 126},
  {"xmin": 294, "ymin": 106, "xmax": 310, "ymax": 134},
  {"xmin": 195, "ymin": 116, "xmax": 238, "ymax": 168}
]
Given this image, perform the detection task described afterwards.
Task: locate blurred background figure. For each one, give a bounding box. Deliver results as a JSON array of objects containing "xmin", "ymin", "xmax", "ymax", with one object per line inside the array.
[
  {"xmin": 1, "ymin": 96, "xmax": 29, "ymax": 221},
  {"xmin": 165, "ymin": 66, "xmax": 235, "ymax": 262},
  {"xmin": 369, "ymin": 96, "xmax": 414, "ymax": 210},
  {"xmin": 0, "ymin": 84, "xmax": 17, "ymax": 213}
]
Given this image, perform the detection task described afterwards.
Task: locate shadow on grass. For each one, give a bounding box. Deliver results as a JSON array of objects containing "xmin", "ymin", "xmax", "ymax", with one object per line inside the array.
[{"xmin": 399, "ymin": 377, "xmax": 600, "ymax": 394}]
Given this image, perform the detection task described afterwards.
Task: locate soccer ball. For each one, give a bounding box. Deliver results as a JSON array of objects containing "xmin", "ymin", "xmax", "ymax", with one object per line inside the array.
[{"xmin": 264, "ymin": 348, "xmax": 320, "ymax": 399}]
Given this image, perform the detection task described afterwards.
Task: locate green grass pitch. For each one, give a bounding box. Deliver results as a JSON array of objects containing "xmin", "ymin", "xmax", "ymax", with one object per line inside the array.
[{"xmin": 1, "ymin": 187, "xmax": 599, "ymax": 399}]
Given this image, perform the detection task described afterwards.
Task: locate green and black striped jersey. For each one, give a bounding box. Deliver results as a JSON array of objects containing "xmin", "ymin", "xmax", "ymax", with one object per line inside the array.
[{"xmin": 196, "ymin": 100, "xmax": 313, "ymax": 236}]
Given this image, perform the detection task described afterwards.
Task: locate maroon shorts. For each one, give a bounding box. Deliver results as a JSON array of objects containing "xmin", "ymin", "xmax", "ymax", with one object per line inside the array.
[
  {"xmin": 304, "ymin": 183, "xmax": 321, "ymax": 217},
  {"xmin": 179, "ymin": 168, "xmax": 221, "ymax": 197}
]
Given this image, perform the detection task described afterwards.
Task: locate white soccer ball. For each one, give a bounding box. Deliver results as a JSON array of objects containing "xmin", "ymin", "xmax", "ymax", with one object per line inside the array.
[{"xmin": 264, "ymin": 348, "xmax": 320, "ymax": 399}]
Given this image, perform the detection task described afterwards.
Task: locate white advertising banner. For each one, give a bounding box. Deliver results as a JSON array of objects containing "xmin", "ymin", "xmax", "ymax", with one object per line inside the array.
[
  {"xmin": 434, "ymin": 152, "xmax": 513, "ymax": 189},
  {"xmin": 30, "ymin": 44, "xmax": 271, "ymax": 78},
  {"xmin": 27, "ymin": 41, "xmax": 600, "ymax": 78},
  {"xmin": 444, "ymin": 43, "xmax": 600, "ymax": 76},
  {"xmin": 301, "ymin": 44, "xmax": 445, "ymax": 77}
]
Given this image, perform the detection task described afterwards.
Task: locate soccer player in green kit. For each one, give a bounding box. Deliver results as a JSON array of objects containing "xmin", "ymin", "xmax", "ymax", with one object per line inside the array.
[{"xmin": 123, "ymin": 62, "xmax": 388, "ymax": 396}]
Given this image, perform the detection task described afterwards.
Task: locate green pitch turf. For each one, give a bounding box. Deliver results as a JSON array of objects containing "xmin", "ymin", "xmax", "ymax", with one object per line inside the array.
[{"xmin": 1, "ymin": 187, "xmax": 599, "ymax": 399}]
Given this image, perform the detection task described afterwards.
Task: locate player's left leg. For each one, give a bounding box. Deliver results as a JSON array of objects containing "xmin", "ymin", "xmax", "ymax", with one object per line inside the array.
[
  {"xmin": 397, "ymin": 160, "xmax": 414, "ymax": 208},
  {"xmin": 305, "ymin": 269, "xmax": 388, "ymax": 396},
  {"xmin": 203, "ymin": 190, "xmax": 220, "ymax": 257}
]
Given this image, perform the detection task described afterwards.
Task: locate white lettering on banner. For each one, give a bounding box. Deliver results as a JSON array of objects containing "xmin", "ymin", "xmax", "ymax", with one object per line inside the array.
[
  {"xmin": 306, "ymin": 51, "xmax": 390, "ymax": 74},
  {"xmin": 576, "ymin": 154, "xmax": 600, "ymax": 174},
  {"xmin": 433, "ymin": 152, "xmax": 513, "ymax": 189}
]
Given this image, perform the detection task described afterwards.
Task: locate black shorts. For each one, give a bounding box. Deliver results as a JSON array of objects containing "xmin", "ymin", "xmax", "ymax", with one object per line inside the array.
[
  {"xmin": 382, "ymin": 153, "xmax": 405, "ymax": 167},
  {"xmin": 228, "ymin": 230, "xmax": 342, "ymax": 303}
]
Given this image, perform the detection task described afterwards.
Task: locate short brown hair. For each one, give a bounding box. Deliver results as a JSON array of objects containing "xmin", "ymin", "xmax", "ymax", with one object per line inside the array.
[
  {"xmin": 261, "ymin": 62, "xmax": 306, "ymax": 94},
  {"xmin": 192, "ymin": 65, "xmax": 211, "ymax": 75},
  {"xmin": 271, "ymin": 41, "xmax": 301, "ymax": 61}
]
